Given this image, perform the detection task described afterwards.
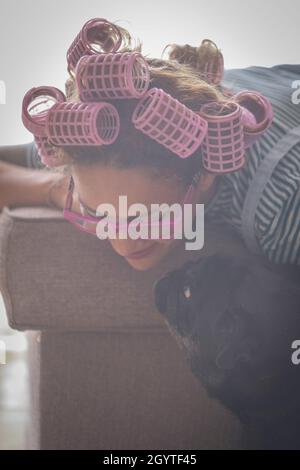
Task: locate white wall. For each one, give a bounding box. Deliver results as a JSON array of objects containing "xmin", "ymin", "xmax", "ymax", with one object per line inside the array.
[{"xmin": 0, "ymin": 0, "xmax": 299, "ymax": 144}]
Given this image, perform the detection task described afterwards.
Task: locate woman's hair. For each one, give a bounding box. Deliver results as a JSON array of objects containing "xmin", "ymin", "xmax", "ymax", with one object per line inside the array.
[{"xmin": 59, "ymin": 22, "xmax": 233, "ymax": 186}]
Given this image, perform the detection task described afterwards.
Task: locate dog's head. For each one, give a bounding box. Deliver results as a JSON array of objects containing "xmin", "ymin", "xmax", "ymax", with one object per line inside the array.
[{"xmin": 153, "ymin": 253, "xmax": 300, "ymax": 424}]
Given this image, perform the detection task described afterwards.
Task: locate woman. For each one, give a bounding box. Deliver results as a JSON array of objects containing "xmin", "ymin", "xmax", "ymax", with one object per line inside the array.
[{"xmin": 1, "ymin": 19, "xmax": 299, "ymax": 271}]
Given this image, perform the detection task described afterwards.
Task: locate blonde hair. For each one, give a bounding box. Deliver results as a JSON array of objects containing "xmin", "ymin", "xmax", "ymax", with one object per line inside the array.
[{"xmin": 57, "ymin": 22, "xmax": 234, "ymax": 185}]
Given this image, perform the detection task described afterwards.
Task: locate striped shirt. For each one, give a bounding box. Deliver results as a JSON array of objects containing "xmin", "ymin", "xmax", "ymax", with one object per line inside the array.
[
  {"xmin": 205, "ymin": 64, "xmax": 300, "ymax": 266},
  {"xmin": 26, "ymin": 64, "xmax": 300, "ymax": 266}
]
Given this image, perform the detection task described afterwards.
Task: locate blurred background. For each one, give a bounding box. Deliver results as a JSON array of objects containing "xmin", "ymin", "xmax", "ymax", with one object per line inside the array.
[{"xmin": 0, "ymin": 0, "xmax": 299, "ymax": 449}]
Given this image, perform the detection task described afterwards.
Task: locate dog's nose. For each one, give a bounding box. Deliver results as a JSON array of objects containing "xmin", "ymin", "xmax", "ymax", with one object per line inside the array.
[{"xmin": 153, "ymin": 276, "xmax": 170, "ymax": 314}]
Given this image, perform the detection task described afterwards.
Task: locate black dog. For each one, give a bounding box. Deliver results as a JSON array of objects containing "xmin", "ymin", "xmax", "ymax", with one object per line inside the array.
[{"xmin": 153, "ymin": 253, "xmax": 300, "ymax": 448}]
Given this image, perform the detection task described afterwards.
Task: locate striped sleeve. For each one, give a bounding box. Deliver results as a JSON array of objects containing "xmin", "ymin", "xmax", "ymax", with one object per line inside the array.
[
  {"xmin": 219, "ymin": 64, "xmax": 300, "ymax": 266},
  {"xmin": 255, "ymin": 144, "xmax": 300, "ymax": 265}
]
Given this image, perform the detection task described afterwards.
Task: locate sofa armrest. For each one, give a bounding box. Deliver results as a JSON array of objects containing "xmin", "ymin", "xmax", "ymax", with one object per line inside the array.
[{"xmin": 0, "ymin": 205, "xmax": 248, "ymax": 332}]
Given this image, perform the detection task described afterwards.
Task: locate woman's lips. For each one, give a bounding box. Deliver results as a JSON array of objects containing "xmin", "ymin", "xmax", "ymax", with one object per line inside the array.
[{"xmin": 124, "ymin": 243, "xmax": 157, "ymax": 260}]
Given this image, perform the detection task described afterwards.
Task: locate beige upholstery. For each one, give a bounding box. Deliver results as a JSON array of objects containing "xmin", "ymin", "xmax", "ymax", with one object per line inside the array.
[{"xmin": 0, "ymin": 205, "xmax": 258, "ymax": 449}]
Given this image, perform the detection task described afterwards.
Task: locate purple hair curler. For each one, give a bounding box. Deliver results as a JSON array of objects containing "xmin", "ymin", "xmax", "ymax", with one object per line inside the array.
[
  {"xmin": 22, "ymin": 86, "xmax": 66, "ymax": 137},
  {"xmin": 132, "ymin": 87, "xmax": 208, "ymax": 159},
  {"xmin": 234, "ymin": 90, "xmax": 274, "ymax": 148},
  {"xmin": 67, "ymin": 18, "xmax": 123, "ymax": 74},
  {"xmin": 199, "ymin": 101, "xmax": 245, "ymax": 173},
  {"xmin": 76, "ymin": 52, "xmax": 150, "ymax": 102},
  {"xmin": 45, "ymin": 101, "xmax": 120, "ymax": 146}
]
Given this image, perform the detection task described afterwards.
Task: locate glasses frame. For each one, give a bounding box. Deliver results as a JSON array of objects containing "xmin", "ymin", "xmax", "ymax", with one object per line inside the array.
[{"xmin": 63, "ymin": 172, "xmax": 201, "ymax": 237}]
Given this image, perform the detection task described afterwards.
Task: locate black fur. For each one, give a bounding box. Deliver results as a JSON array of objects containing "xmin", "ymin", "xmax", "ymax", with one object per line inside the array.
[{"xmin": 153, "ymin": 253, "xmax": 300, "ymax": 448}]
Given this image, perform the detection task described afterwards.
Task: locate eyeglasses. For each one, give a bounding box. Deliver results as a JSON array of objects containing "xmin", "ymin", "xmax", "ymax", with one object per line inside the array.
[{"xmin": 63, "ymin": 172, "xmax": 201, "ymax": 238}]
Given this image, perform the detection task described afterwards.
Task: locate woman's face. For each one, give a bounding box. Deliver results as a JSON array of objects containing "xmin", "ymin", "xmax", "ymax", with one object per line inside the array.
[{"xmin": 71, "ymin": 163, "xmax": 216, "ymax": 271}]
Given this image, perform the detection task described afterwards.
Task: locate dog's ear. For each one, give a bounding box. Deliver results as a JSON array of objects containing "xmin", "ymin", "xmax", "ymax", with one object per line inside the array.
[{"xmin": 153, "ymin": 261, "xmax": 195, "ymax": 315}]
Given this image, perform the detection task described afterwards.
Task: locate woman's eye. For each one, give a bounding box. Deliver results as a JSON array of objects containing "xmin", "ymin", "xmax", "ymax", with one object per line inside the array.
[{"xmin": 183, "ymin": 285, "xmax": 192, "ymax": 299}]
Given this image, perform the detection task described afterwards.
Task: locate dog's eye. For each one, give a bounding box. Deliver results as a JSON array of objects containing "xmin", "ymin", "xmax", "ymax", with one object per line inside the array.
[{"xmin": 183, "ymin": 285, "xmax": 192, "ymax": 299}]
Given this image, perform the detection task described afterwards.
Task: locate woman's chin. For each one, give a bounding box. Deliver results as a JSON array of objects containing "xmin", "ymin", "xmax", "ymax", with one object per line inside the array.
[
  {"xmin": 123, "ymin": 243, "xmax": 171, "ymax": 271},
  {"xmin": 126, "ymin": 259, "xmax": 156, "ymax": 271},
  {"xmin": 124, "ymin": 253, "xmax": 162, "ymax": 271}
]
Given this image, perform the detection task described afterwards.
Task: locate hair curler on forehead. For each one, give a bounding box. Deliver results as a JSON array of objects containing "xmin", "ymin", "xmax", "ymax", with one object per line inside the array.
[
  {"xmin": 22, "ymin": 86, "xmax": 67, "ymax": 167},
  {"xmin": 132, "ymin": 87, "xmax": 208, "ymax": 159},
  {"xmin": 199, "ymin": 101, "xmax": 245, "ymax": 173},
  {"xmin": 67, "ymin": 18, "xmax": 124, "ymax": 75},
  {"xmin": 22, "ymin": 86, "xmax": 120, "ymax": 166},
  {"xmin": 45, "ymin": 101, "xmax": 120, "ymax": 146},
  {"xmin": 22, "ymin": 86, "xmax": 66, "ymax": 137},
  {"xmin": 76, "ymin": 52, "xmax": 150, "ymax": 101}
]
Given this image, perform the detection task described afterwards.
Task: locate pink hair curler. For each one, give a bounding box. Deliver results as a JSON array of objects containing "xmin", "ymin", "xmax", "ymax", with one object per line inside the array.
[
  {"xmin": 75, "ymin": 52, "xmax": 150, "ymax": 101},
  {"xmin": 132, "ymin": 87, "xmax": 208, "ymax": 159},
  {"xmin": 234, "ymin": 90, "xmax": 274, "ymax": 148},
  {"xmin": 22, "ymin": 86, "xmax": 66, "ymax": 137},
  {"xmin": 22, "ymin": 86, "xmax": 67, "ymax": 167},
  {"xmin": 199, "ymin": 101, "xmax": 245, "ymax": 173},
  {"xmin": 67, "ymin": 18, "xmax": 123, "ymax": 74},
  {"xmin": 45, "ymin": 101, "xmax": 120, "ymax": 146}
]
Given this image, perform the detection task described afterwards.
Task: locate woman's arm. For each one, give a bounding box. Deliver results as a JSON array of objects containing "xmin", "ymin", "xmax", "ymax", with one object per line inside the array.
[
  {"xmin": 0, "ymin": 161, "xmax": 68, "ymax": 210},
  {"xmin": 0, "ymin": 141, "xmax": 47, "ymax": 169},
  {"xmin": 0, "ymin": 160, "xmax": 80, "ymax": 212}
]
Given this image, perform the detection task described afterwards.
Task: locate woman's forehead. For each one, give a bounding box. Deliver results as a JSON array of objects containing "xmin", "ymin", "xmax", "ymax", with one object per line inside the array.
[
  {"xmin": 72, "ymin": 163, "xmax": 186, "ymax": 217},
  {"xmin": 72, "ymin": 163, "xmax": 183, "ymax": 197}
]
